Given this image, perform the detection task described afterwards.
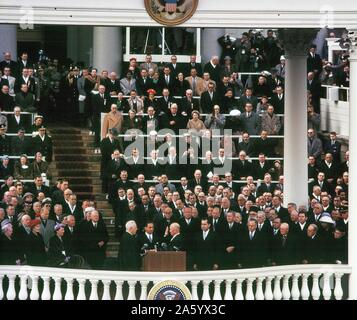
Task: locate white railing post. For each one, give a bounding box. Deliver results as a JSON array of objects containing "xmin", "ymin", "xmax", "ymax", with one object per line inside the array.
[
  {"xmin": 127, "ymin": 281, "xmax": 137, "ymax": 300},
  {"xmin": 255, "ymin": 277, "xmax": 265, "ymax": 300},
  {"xmin": 18, "ymin": 275, "xmax": 28, "ymax": 300},
  {"xmin": 264, "ymin": 276, "xmax": 274, "ymax": 300},
  {"xmin": 76, "ymin": 279, "xmax": 87, "ymax": 300},
  {"xmin": 139, "ymin": 281, "xmax": 148, "ymax": 301},
  {"xmin": 190, "ymin": 280, "xmax": 199, "ymax": 300},
  {"xmin": 301, "ymin": 274, "xmax": 310, "ymax": 300},
  {"xmin": 291, "ymin": 274, "xmax": 301, "ymax": 300},
  {"xmin": 334, "ymin": 273, "xmax": 344, "ymax": 300},
  {"xmin": 41, "ymin": 276, "xmax": 51, "ymax": 300},
  {"xmin": 64, "ymin": 278, "xmax": 74, "ymax": 300},
  {"xmin": 6, "ymin": 275, "xmax": 17, "ymax": 300},
  {"xmin": 311, "ymin": 273, "xmax": 321, "ymax": 300},
  {"xmin": 273, "ymin": 276, "xmax": 282, "ymax": 300},
  {"xmin": 235, "ymin": 279, "xmax": 244, "ymax": 300},
  {"xmin": 282, "ymin": 275, "xmax": 291, "ymax": 300},
  {"xmin": 89, "ymin": 280, "xmax": 99, "ymax": 300},
  {"xmin": 30, "ymin": 276, "xmax": 40, "ymax": 300},
  {"xmin": 223, "ymin": 279, "xmax": 233, "ymax": 300},
  {"xmin": 53, "ymin": 277, "xmax": 63, "ymax": 300},
  {"xmin": 245, "ymin": 278, "xmax": 255, "ymax": 300},
  {"xmin": 0, "ymin": 275, "xmax": 4, "ymax": 300},
  {"xmin": 114, "ymin": 280, "xmax": 124, "ymax": 300},
  {"xmin": 102, "ymin": 280, "xmax": 112, "ymax": 300},
  {"xmin": 202, "ymin": 280, "xmax": 211, "ymax": 300},
  {"xmin": 322, "ymin": 273, "xmax": 332, "ymax": 300},
  {"xmin": 212, "ymin": 279, "xmax": 223, "ymax": 300}
]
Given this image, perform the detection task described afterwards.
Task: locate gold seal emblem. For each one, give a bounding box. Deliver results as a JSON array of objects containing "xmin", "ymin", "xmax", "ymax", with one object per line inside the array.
[
  {"xmin": 147, "ymin": 280, "xmax": 192, "ymax": 300},
  {"xmin": 144, "ymin": 0, "xmax": 199, "ymax": 26}
]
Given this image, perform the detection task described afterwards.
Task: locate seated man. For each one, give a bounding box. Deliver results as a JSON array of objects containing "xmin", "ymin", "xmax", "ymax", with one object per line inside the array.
[{"xmin": 15, "ymin": 84, "xmax": 36, "ymax": 112}]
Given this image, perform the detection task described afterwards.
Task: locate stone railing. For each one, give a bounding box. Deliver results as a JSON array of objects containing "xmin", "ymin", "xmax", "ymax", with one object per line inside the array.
[{"xmin": 0, "ymin": 264, "xmax": 351, "ymax": 300}]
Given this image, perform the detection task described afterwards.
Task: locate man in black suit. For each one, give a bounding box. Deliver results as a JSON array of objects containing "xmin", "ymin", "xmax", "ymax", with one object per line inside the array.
[
  {"xmin": 162, "ymin": 103, "xmax": 184, "ymax": 134},
  {"xmin": 257, "ymin": 173, "xmax": 276, "ymax": 197},
  {"xmin": 137, "ymin": 221, "xmax": 160, "ymax": 252},
  {"xmin": 7, "ymin": 106, "xmax": 30, "ymax": 133},
  {"xmin": 179, "ymin": 207, "xmax": 200, "ymax": 267},
  {"xmin": 188, "ymin": 169, "xmax": 208, "ymax": 193},
  {"xmin": 203, "ymin": 56, "xmax": 221, "ymax": 84},
  {"xmin": 233, "ymin": 150, "xmax": 253, "ymax": 180},
  {"xmin": 0, "ymin": 52, "xmax": 17, "ymax": 73},
  {"xmin": 10, "ymin": 128, "xmax": 32, "ymax": 156},
  {"xmin": 154, "ymin": 206, "xmax": 179, "ymax": 241},
  {"xmin": 193, "ymin": 218, "xmax": 220, "ymax": 271},
  {"xmin": 200, "ymin": 81, "xmax": 220, "ymax": 114},
  {"xmin": 307, "ymin": 72, "xmax": 321, "ymax": 114},
  {"xmin": 254, "ymin": 130, "xmax": 276, "ymax": 157},
  {"xmin": 270, "ymin": 86, "xmax": 285, "ymax": 114},
  {"xmin": 81, "ymin": 210, "xmax": 109, "ymax": 269},
  {"xmin": 110, "ymin": 170, "xmax": 135, "ymax": 203},
  {"xmin": 62, "ymin": 214, "xmax": 80, "ymax": 255},
  {"xmin": 157, "ymin": 88, "xmax": 176, "ymax": 115},
  {"xmin": 221, "ymin": 212, "xmax": 243, "ymax": 269},
  {"xmin": 136, "ymin": 68, "xmax": 154, "ymax": 97},
  {"xmin": 145, "ymin": 150, "xmax": 163, "ymax": 180},
  {"xmin": 105, "ymin": 149, "xmax": 127, "ymax": 195},
  {"xmin": 142, "ymin": 106, "xmax": 159, "ymax": 133},
  {"xmin": 293, "ymin": 211, "xmax": 310, "ymax": 241},
  {"xmin": 272, "ymin": 195, "xmax": 289, "ymax": 223},
  {"xmin": 301, "ymin": 224, "xmax": 325, "ymax": 264},
  {"xmin": 24, "ymin": 176, "xmax": 51, "ymax": 198},
  {"xmin": 158, "ymin": 66, "xmax": 176, "ymax": 93},
  {"xmin": 307, "ymin": 44, "xmax": 322, "ymax": 76},
  {"xmin": 0, "ymin": 85, "xmax": 15, "ymax": 111},
  {"xmin": 105, "ymin": 71, "xmax": 121, "ymax": 96},
  {"xmin": 183, "ymin": 55, "xmax": 203, "ymax": 77},
  {"xmin": 165, "ymin": 222, "xmax": 184, "ymax": 251},
  {"xmin": 15, "ymin": 52, "xmax": 33, "ymax": 77},
  {"xmin": 167, "ymin": 55, "xmax": 183, "ymax": 78},
  {"xmin": 319, "ymin": 153, "xmax": 339, "ymax": 185},
  {"xmin": 32, "ymin": 125, "xmax": 53, "ymax": 162},
  {"xmin": 324, "ymin": 132, "xmax": 342, "ymax": 163},
  {"xmin": 222, "ymin": 172, "xmax": 240, "ymax": 196},
  {"xmin": 91, "ymin": 85, "xmax": 110, "ymax": 147},
  {"xmin": 241, "ymin": 219, "xmax": 268, "ymax": 268},
  {"xmin": 271, "ymin": 223, "xmax": 299, "ymax": 265},
  {"xmin": 237, "ymin": 132, "xmax": 255, "ymax": 157},
  {"xmin": 118, "ymin": 220, "xmax": 141, "ymax": 271},
  {"xmin": 253, "ymin": 153, "xmax": 272, "ymax": 180},
  {"xmin": 309, "ymin": 172, "xmax": 334, "ymax": 196},
  {"xmin": 208, "ymin": 206, "xmax": 226, "ymax": 236},
  {"xmin": 178, "ymin": 89, "xmax": 200, "ymax": 116},
  {"xmin": 238, "ymin": 87, "xmax": 259, "ymax": 111}
]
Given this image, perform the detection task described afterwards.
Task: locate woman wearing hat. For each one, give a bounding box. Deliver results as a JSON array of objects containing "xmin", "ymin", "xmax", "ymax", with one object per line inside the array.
[
  {"xmin": 0, "ymin": 221, "xmax": 21, "ymax": 265},
  {"xmin": 14, "ymin": 154, "xmax": 33, "ymax": 180},
  {"xmin": 27, "ymin": 219, "xmax": 47, "ymax": 266},
  {"xmin": 144, "ymin": 89, "xmax": 159, "ymax": 112},
  {"xmin": 187, "ymin": 110, "xmax": 206, "ymax": 134}
]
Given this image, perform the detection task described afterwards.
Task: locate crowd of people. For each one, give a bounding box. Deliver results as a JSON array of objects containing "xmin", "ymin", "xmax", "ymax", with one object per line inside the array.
[{"xmin": 0, "ymin": 29, "xmax": 350, "ymax": 271}]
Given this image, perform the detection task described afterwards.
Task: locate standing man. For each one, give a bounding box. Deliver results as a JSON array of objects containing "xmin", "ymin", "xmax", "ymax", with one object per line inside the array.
[{"xmin": 118, "ymin": 220, "xmax": 141, "ymax": 271}]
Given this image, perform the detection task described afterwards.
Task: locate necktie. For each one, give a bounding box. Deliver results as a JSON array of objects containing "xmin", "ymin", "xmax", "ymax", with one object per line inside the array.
[
  {"xmin": 149, "ymin": 234, "xmax": 152, "ymax": 242},
  {"xmin": 192, "ymin": 77, "xmax": 196, "ymax": 93},
  {"xmin": 203, "ymin": 232, "xmax": 207, "ymax": 240},
  {"xmin": 250, "ymin": 232, "xmax": 253, "ymax": 240},
  {"xmin": 282, "ymin": 235, "xmax": 287, "ymax": 247},
  {"xmin": 166, "ymin": 76, "xmax": 169, "ymax": 85},
  {"xmin": 94, "ymin": 223, "xmax": 97, "ymax": 228}
]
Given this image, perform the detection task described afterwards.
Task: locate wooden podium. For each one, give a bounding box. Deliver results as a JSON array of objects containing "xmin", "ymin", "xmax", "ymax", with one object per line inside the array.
[{"xmin": 142, "ymin": 251, "xmax": 186, "ymax": 271}]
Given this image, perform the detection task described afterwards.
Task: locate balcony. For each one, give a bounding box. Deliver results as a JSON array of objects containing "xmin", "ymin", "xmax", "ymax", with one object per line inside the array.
[{"xmin": 0, "ymin": 264, "xmax": 351, "ymax": 300}]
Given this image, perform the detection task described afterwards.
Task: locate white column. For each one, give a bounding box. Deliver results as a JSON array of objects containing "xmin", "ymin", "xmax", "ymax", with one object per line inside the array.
[
  {"xmin": 326, "ymin": 38, "xmax": 340, "ymax": 64},
  {"xmin": 93, "ymin": 26, "xmax": 122, "ymax": 75},
  {"xmin": 348, "ymin": 29, "xmax": 357, "ymax": 300},
  {"xmin": 0, "ymin": 25, "xmax": 17, "ymax": 59},
  {"xmin": 279, "ymin": 29, "xmax": 316, "ymax": 208},
  {"xmin": 201, "ymin": 28, "xmax": 222, "ymax": 63}
]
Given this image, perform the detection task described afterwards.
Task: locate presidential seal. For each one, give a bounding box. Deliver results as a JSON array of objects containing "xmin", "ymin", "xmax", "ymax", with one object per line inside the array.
[
  {"xmin": 144, "ymin": 0, "xmax": 199, "ymax": 26},
  {"xmin": 147, "ymin": 280, "xmax": 192, "ymax": 300}
]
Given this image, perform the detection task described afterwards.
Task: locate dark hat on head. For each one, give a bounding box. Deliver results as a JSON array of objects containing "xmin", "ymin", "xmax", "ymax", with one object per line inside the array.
[
  {"xmin": 42, "ymin": 197, "xmax": 52, "ymax": 206},
  {"xmin": 0, "ymin": 123, "xmax": 6, "ymax": 129},
  {"xmin": 224, "ymin": 56, "xmax": 232, "ymax": 61},
  {"xmin": 335, "ymin": 224, "xmax": 346, "ymax": 233},
  {"xmin": 250, "ymin": 206, "xmax": 259, "ymax": 213},
  {"xmin": 38, "ymin": 125, "xmax": 46, "ymax": 130}
]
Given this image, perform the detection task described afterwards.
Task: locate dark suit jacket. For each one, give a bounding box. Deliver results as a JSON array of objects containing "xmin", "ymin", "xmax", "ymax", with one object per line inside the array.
[
  {"xmin": 241, "ymin": 230, "xmax": 268, "ymax": 267},
  {"xmin": 118, "ymin": 232, "xmax": 141, "ymax": 271},
  {"xmin": 200, "ymin": 91, "xmax": 220, "ymax": 114},
  {"xmin": 203, "ymin": 63, "xmax": 221, "ymax": 83},
  {"xmin": 92, "ymin": 92, "xmax": 111, "ymax": 114},
  {"xmin": 301, "ymin": 234, "xmax": 325, "ymax": 263},
  {"xmin": 158, "ymin": 75, "xmax": 176, "ymax": 93},
  {"xmin": 257, "ymin": 183, "xmax": 276, "ymax": 197},
  {"xmin": 193, "ymin": 230, "xmax": 220, "ymax": 270},
  {"xmin": 183, "ymin": 63, "xmax": 203, "ymax": 77},
  {"xmin": 32, "ymin": 135, "xmax": 53, "ymax": 162},
  {"xmin": 233, "ymin": 160, "xmax": 253, "ymax": 179},
  {"xmin": 136, "ymin": 77, "xmax": 154, "ymax": 96},
  {"xmin": 271, "ymin": 233, "xmax": 299, "ymax": 265},
  {"xmin": 253, "ymin": 161, "xmax": 272, "ymax": 180},
  {"xmin": 166, "ymin": 233, "xmax": 185, "ymax": 251},
  {"xmin": 137, "ymin": 232, "xmax": 160, "ymax": 251},
  {"xmin": 307, "ymin": 53, "xmax": 322, "ymax": 74},
  {"xmin": 7, "ymin": 115, "xmax": 31, "ymax": 133}
]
